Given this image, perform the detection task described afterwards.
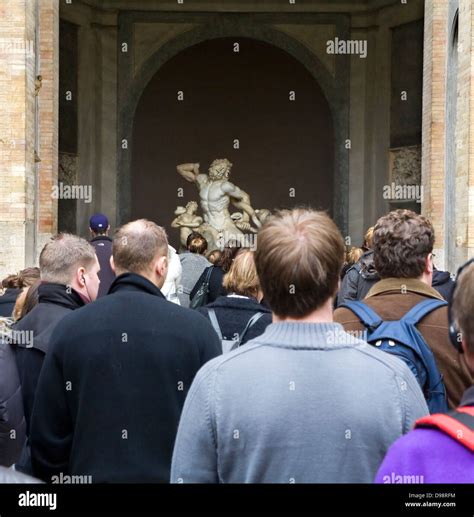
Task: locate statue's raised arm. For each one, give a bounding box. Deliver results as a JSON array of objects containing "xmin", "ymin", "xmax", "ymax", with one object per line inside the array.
[{"xmin": 176, "ymin": 162, "xmax": 202, "ymax": 183}]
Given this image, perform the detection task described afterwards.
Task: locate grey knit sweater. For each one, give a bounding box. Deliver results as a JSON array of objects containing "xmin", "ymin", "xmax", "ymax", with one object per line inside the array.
[{"xmin": 171, "ymin": 321, "xmax": 428, "ymax": 483}]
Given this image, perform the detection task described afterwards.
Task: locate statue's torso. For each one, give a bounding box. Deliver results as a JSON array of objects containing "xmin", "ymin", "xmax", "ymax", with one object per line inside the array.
[{"xmin": 198, "ymin": 177, "xmax": 231, "ymax": 227}]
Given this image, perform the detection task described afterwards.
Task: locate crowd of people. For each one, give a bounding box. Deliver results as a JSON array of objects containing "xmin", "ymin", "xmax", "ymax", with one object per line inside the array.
[{"xmin": 0, "ymin": 208, "xmax": 472, "ymax": 483}]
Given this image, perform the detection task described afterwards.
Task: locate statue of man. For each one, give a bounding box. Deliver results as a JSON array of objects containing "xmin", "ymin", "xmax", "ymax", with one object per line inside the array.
[
  {"xmin": 176, "ymin": 160, "xmax": 261, "ymax": 245},
  {"xmin": 171, "ymin": 201, "xmax": 203, "ymax": 249}
]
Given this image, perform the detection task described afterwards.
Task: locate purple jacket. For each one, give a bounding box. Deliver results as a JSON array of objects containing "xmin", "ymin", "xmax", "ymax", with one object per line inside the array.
[{"xmin": 375, "ymin": 386, "xmax": 474, "ymax": 483}]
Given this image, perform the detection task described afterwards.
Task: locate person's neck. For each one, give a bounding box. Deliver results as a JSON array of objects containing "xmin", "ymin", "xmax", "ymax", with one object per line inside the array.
[
  {"xmin": 272, "ymin": 299, "xmax": 334, "ymax": 324},
  {"xmin": 418, "ymin": 272, "xmax": 432, "ymax": 286},
  {"xmin": 120, "ymin": 270, "xmax": 164, "ymax": 291}
]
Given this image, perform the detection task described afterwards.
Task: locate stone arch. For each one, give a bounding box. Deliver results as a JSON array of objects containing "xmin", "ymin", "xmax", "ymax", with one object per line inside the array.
[{"xmin": 117, "ymin": 17, "xmax": 349, "ymax": 232}]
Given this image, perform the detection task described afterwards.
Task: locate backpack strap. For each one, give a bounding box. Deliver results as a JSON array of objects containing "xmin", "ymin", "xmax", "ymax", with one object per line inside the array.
[
  {"xmin": 401, "ymin": 298, "xmax": 448, "ymax": 325},
  {"xmin": 415, "ymin": 407, "xmax": 474, "ymax": 452},
  {"xmin": 339, "ymin": 301, "xmax": 383, "ymax": 332},
  {"xmin": 207, "ymin": 308, "xmax": 223, "ymax": 341},
  {"xmin": 231, "ymin": 312, "xmax": 266, "ymax": 350}
]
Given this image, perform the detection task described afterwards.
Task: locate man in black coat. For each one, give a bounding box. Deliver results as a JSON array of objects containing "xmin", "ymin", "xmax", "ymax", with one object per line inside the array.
[
  {"xmin": 89, "ymin": 213, "xmax": 115, "ymax": 297},
  {"xmin": 13, "ymin": 234, "xmax": 100, "ymax": 474},
  {"xmin": 30, "ymin": 219, "xmax": 222, "ymax": 483}
]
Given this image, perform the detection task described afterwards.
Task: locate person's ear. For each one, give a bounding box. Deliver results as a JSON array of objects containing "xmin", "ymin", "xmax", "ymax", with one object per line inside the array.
[
  {"xmin": 426, "ymin": 253, "xmax": 434, "ymax": 274},
  {"xmin": 110, "ymin": 255, "xmax": 115, "ymax": 274},
  {"xmin": 77, "ymin": 266, "xmax": 86, "ymax": 287},
  {"xmin": 161, "ymin": 255, "xmax": 168, "ymax": 277},
  {"xmin": 153, "ymin": 255, "xmax": 168, "ymax": 279},
  {"xmin": 107, "ymin": 225, "xmax": 110, "ymax": 232},
  {"xmin": 460, "ymin": 338, "xmax": 474, "ymax": 372}
]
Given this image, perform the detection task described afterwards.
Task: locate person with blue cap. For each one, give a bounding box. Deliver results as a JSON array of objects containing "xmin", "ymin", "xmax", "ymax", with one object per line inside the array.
[{"xmin": 89, "ymin": 213, "xmax": 115, "ymax": 297}]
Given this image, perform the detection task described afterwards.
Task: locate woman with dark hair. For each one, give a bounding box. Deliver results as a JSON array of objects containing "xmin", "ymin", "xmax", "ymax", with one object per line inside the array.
[
  {"xmin": 190, "ymin": 240, "xmax": 242, "ymax": 307},
  {"xmin": 0, "ymin": 274, "xmax": 21, "ymax": 317},
  {"xmin": 0, "ymin": 267, "xmax": 40, "ymax": 318}
]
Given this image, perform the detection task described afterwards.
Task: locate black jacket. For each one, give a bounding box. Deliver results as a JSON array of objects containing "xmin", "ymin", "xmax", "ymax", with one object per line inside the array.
[
  {"xmin": 190, "ymin": 266, "xmax": 226, "ymax": 305},
  {"xmin": 0, "ymin": 330, "xmax": 26, "ymax": 466},
  {"xmin": 198, "ymin": 295, "xmax": 272, "ymax": 346},
  {"xmin": 30, "ymin": 273, "xmax": 222, "ymax": 483},
  {"xmin": 336, "ymin": 251, "xmax": 380, "ymax": 307},
  {"xmin": 0, "ymin": 288, "xmax": 21, "ymax": 318},
  {"xmin": 432, "ymin": 269, "xmax": 455, "ymax": 301},
  {"xmin": 90, "ymin": 235, "xmax": 115, "ymax": 297},
  {"xmin": 13, "ymin": 283, "xmax": 85, "ymax": 433}
]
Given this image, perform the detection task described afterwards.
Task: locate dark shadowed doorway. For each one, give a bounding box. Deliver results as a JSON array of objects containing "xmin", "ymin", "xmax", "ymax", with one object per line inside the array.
[{"xmin": 131, "ymin": 37, "xmax": 334, "ymax": 249}]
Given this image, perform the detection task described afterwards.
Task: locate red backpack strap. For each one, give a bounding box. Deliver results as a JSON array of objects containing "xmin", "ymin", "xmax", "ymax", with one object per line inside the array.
[{"xmin": 415, "ymin": 407, "xmax": 474, "ymax": 452}]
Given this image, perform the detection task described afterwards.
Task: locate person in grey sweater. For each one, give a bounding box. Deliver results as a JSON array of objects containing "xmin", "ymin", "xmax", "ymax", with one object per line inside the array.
[
  {"xmin": 178, "ymin": 232, "xmax": 211, "ymax": 308},
  {"xmin": 171, "ymin": 208, "xmax": 428, "ymax": 484}
]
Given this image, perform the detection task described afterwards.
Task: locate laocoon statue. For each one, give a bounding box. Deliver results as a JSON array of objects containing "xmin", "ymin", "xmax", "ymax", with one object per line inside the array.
[{"xmin": 174, "ymin": 159, "xmax": 269, "ymax": 251}]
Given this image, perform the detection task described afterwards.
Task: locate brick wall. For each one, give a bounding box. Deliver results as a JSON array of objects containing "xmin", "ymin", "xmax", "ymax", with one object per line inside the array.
[
  {"xmin": 0, "ymin": 0, "xmax": 58, "ymax": 278},
  {"xmin": 38, "ymin": 0, "xmax": 58, "ymax": 247},
  {"xmin": 421, "ymin": 0, "xmax": 448, "ymax": 265},
  {"xmin": 0, "ymin": 0, "xmax": 36, "ymax": 277}
]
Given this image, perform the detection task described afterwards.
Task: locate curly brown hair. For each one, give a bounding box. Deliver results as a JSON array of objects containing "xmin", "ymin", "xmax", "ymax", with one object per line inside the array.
[{"xmin": 373, "ymin": 209, "xmax": 434, "ymax": 279}]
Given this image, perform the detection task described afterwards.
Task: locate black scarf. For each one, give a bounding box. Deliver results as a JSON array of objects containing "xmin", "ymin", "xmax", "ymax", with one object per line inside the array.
[{"xmin": 38, "ymin": 283, "xmax": 85, "ymax": 310}]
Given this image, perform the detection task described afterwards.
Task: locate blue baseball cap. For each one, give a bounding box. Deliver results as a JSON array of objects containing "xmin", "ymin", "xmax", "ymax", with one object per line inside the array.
[{"xmin": 89, "ymin": 213, "xmax": 109, "ymax": 232}]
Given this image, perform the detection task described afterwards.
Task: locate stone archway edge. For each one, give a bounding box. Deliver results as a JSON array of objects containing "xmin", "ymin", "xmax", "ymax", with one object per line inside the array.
[{"xmin": 117, "ymin": 12, "xmax": 350, "ymax": 234}]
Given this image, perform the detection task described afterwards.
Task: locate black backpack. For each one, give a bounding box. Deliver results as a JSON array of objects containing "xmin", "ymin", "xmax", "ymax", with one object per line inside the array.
[
  {"xmin": 189, "ymin": 266, "xmax": 213, "ymax": 309},
  {"xmin": 207, "ymin": 308, "xmax": 265, "ymax": 353}
]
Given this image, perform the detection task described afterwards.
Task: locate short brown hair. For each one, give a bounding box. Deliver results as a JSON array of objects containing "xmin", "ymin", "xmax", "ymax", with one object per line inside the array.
[
  {"xmin": 373, "ymin": 210, "xmax": 434, "ymax": 279},
  {"xmin": 113, "ymin": 219, "xmax": 168, "ymax": 275},
  {"xmin": 186, "ymin": 232, "xmax": 207, "ymax": 254},
  {"xmin": 255, "ymin": 208, "xmax": 345, "ymax": 318},
  {"xmin": 40, "ymin": 233, "xmax": 97, "ymax": 285},
  {"xmin": 223, "ymin": 249, "xmax": 260, "ymax": 298},
  {"xmin": 451, "ymin": 262, "xmax": 474, "ymax": 352}
]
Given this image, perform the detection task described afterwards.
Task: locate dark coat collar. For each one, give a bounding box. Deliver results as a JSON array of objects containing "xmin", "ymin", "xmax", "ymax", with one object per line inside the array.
[
  {"xmin": 91, "ymin": 235, "xmax": 112, "ymax": 243},
  {"xmin": 205, "ymin": 294, "xmax": 271, "ymax": 312},
  {"xmin": 38, "ymin": 283, "xmax": 85, "ymax": 310},
  {"xmin": 108, "ymin": 272, "xmax": 166, "ymax": 299},
  {"xmin": 366, "ymin": 278, "xmax": 445, "ymax": 301}
]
